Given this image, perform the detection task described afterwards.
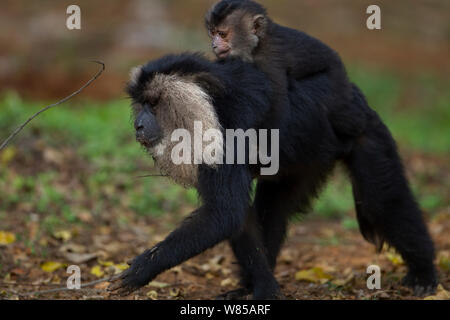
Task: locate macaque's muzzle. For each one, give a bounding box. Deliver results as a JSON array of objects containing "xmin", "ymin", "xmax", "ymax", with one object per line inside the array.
[{"xmin": 134, "ymin": 106, "xmax": 162, "ymax": 149}]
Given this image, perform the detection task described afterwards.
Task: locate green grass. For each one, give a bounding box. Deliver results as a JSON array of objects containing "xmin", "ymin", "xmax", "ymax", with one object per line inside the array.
[{"xmin": 0, "ymin": 66, "xmax": 448, "ymax": 223}]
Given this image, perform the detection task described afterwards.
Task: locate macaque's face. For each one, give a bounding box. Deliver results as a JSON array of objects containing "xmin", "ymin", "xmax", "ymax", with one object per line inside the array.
[
  {"xmin": 127, "ymin": 68, "xmax": 223, "ymax": 187},
  {"xmin": 207, "ymin": 11, "xmax": 265, "ymax": 62},
  {"xmin": 133, "ymin": 104, "xmax": 162, "ymax": 149},
  {"xmin": 209, "ymin": 26, "xmax": 233, "ymax": 59}
]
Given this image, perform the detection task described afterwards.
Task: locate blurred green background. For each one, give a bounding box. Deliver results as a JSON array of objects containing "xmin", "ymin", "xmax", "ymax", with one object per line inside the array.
[{"xmin": 0, "ymin": 0, "xmax": 449, "ymax": 237}]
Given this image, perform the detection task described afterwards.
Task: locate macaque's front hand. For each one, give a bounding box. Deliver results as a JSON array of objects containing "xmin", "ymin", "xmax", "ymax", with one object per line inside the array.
[{"xmin": 108, "ymin": 247, "xmax": 158, "ymax": 296}]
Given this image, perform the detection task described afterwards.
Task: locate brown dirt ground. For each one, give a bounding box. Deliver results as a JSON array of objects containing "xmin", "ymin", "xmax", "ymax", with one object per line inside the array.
[{"xmin": 1, "ymin": 207, "xmax": 449, "ymax": 300}]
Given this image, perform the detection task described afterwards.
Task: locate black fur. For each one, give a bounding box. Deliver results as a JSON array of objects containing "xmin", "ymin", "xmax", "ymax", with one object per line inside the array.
[
  {"xmin": 112, "ymin": 53, "xmax": 437, "ymax": 299},
  {"xmin": 205, "ymin": 0, "xmax": 267, "ymax": 29}
]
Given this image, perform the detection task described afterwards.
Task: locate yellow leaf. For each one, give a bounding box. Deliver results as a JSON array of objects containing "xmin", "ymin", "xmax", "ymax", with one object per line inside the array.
[
  {"xmin": 295, "ymin": 267, "xmax": 333, "ymax": 284},
  {"xmin": 90, "ymin": 265, "xmax": 104, "ymax": 277},
  {"xmin": 114, "ymin": 263, "xmax": 129, "ymax": 271},
  {"xmin": 102, "ymin": 262, "xmax": 129, "ymax": 274},
  {"xmin": 146, "ymin": 290, "xmax": 158, "ymax": 300},
  {"xmin": 438, "ymin": 256, "xmax": 450, "ymax": 272},
  {"xmin": 331, "ymin": 273, "xmax": 354, "ymax": 287},
  {"xmin": 1, "ymin": 147, "xmax": 16, "ymax": 166},
  {"xmin": 221, "ymin": 278, "xmax": 239, "ymax": 287},
  {"xmin": 148, "ymin": 281, "xmax": 169, "ymax": 289},
  {"xmin": 386, "ymin": 251, "xmax": 404, "ymax": 266},
  {"xmin": 41, "ymin": 261, "xmax": 65, "ymax": 272},
  {"xmin": 169, "ymin": 288, "xmax": 182, "ymax": 297},
  {"xmin": 0, "ymin": 231, "xmax": 16, "ymax": 245},
  {"xmin": 98, "ymin": 260, "xmax": 114, "ymax": 267},
  {"xmin": 51, "ymin": 275, "xmax": 62, "ymax": 284},
  {"xmin": 53, "ymin": 230, "xmax": 72, "ymax": 242}
]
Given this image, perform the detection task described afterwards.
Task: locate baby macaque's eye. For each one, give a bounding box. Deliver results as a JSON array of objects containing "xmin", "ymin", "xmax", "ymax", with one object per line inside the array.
[{"xmin": 218, "ymin": 31, "xmax": 227, "ymax": 39}]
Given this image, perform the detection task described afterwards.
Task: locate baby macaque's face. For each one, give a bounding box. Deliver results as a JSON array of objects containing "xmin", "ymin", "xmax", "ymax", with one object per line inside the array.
[{"xmin": 207, "ymin": 10, "xmax": 265, "ymax": 62}]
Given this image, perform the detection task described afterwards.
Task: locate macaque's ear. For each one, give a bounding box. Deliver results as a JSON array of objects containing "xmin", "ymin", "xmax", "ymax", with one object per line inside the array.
[{"xmin": 252, "ymin": 14, "xmax": 267, "ymax": 37}]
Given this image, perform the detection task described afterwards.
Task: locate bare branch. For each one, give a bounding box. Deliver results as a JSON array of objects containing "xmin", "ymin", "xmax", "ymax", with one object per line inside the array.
[
  {"xmin": 16, "ymin": 274, "xmax": 119, "ymax": 297},
  {"xmin": 136, "ymin": 174, "xmax": 169, "ymax": 179},
  {"xmin": 0, "ymin": 61, "xmax": 106, "ymax": 151}
]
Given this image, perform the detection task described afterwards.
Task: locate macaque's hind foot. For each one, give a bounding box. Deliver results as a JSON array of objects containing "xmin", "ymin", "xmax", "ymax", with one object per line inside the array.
[
  {"xmin": 401, "ymin": 270, "xmax": 438, "ymax": 297},
  {"xmin": 216, "ymin": 288, "xmax": 251, "ymax": 300}
]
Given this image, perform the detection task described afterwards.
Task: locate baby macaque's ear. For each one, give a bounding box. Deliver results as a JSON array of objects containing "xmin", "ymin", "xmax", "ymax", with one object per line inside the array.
[{"xmin": 252, "ymin": 14, "xmax": 267, "ymax": 37}]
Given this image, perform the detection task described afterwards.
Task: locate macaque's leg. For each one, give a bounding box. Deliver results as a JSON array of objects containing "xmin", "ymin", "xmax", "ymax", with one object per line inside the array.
[
  {"xmin": 109, "ymin": 166, "xmax": 252, "ymax": 295},
  {"xmin": 220, "ymin": 208, "xmax": 281, "ymax": 300}
]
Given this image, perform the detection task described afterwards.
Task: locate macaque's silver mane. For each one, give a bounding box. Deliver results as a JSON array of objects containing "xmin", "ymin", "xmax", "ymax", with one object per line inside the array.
[{"xmin": 129, "ymin": 68, "xmax": 222, "ymax": 187}]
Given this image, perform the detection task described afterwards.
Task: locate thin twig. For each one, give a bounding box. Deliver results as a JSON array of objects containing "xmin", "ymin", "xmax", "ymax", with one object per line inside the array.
[
  {"xmin": 136, "ymin": 174, "xmax": 169, "ymax": 179},
  {"xmin": 0, "ymin": 61, "xmax": 106, "ymax": 151},
  {"xmin": 16, "ymin": 274, "xmax": 120, "ymax": 297}
]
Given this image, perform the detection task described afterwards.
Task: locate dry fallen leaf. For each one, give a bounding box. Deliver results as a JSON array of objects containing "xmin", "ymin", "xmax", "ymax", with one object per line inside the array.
[
  {"xmin": 59, "ymin": 243, "xmax": 87, "ymax": 254},
  {"xmin": 77, "ymin": 211, "xmax": 93, "ymax": 223},
  {"xmin": 99, "ymin": 260, "xmax": 129, "ymax": 274},
  {"xmin": 0, "ymin": 231, "xmax": 16, "ymax": 245},
  {"xmin": 1, "ymin": 147, "xmax": 16, "ymax": 166},
  {"xmin": 63, "ymin": 252, "xmax": 98, "ymax": 264},
  {"xmin": 53, "ymin": 230, "xmax": 72, "ymax": 242},
  {"xmin": 41, "ymin": 261, "xmax": 65, "ymax": 273},
  {"xmin": 331, "ymin": 272, "xmax": 354, "ymax": 287},
  {"xmin": 82, "ymin": 295, "xmax": 105, "ymax": 300},
  {"xmin": 146, "ymin": 290, "xmax": 158, "ymax": 300},
  {"xmin": 51, "ymin": 275, "xmax": 62, "ymax": 284},
  {"xmin": 438, "ymin": 255, "xmax": 450, "ymax": 272},
  {"xmin": 94, "ymin": 282, "xmax": 110, "ymax": 290},
  {"xmin": 98, "ymin": 260, "xmax": 115, "ymax": 267},
  {"xmin": 169, "ymin": 288, "xmax": 182, "ymax": 298},
  {"xmin": 10, "ymin": 268, "xmax": 26, "ymax": 276},
  {"xmin": 295, "ymin": 267, "xmax": 333, "ymax": 284},
  {"xmin": 221, "ymin": 268, "xmax": 232, "ymax": 276},
  {"xmin": 3, "ymin": 273, "xmax": 16, "ymax": 284},
  {"xmin": 43, "ymin": 148, "xmax": 64, "ymax": 166},
  {"xmin": 385, "ymin": 251, "xmax": 404, "ymax": 266},
  {"xmin": 147, "ymin": 281, "xmax": 169, "ymax": 289},
  {"xmin": 90, "ymin": 265, "xmax": 104, "ymax": 277},
  {"xmin": 220, "ymin": 278, "xmax": 239, "ymax": 287},
  {"xmin": 114, "ymin": 263, "xmax": 129, "ymax": 271}
]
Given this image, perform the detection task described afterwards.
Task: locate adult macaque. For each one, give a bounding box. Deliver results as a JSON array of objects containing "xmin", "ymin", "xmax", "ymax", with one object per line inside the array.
[{"xmin": 109, "ymin": 53, "xmax": 437, "ymax": 299}]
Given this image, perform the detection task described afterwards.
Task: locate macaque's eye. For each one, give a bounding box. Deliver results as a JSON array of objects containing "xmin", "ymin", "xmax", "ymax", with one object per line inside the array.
[
  {"xmin": 131, "ymin": 103, "xmax": 143, "ymax": 116},
  {"xmin": 218, "ymin": 31, "xmax": 228, "ymax": 39},
  {"xmin": 148, "ymin": 95, "xmax": 160, "ymax": 107}
]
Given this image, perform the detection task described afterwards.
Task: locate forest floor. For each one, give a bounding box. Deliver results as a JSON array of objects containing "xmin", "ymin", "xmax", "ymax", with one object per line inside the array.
[{"xmin": 1, "ymin": 207, "xmax": 449, "ymax": 300}]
